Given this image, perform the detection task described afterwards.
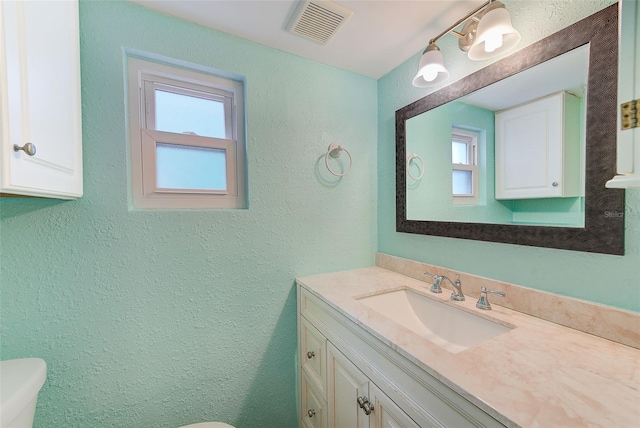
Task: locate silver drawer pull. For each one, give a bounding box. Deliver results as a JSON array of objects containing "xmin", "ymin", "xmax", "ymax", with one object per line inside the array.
[
  {"xmin": 307, "ymin": 351, "xmax": 315, "ymax": 359},
  {"xmin": 13, "ymin": 143, "xmax": 37, "ymax": 156},
  {"xmin": 362, "ymin": 401, "xmax": 374, "ymax": 415},
  {"xmin": 307, "ymin": 409, "xmax": 316, "ymax": 417},
  {"xmin": 357, "ymin": 396, "xmax": 367, "ymax": 408}
]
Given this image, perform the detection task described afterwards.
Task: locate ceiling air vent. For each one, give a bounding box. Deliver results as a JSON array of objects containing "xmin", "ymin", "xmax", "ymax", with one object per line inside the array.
[{"xmin": 287, "ymin": 1, "xmax": 353, "ymax": 44}]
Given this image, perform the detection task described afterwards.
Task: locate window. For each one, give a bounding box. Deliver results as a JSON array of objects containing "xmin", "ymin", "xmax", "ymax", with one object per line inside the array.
[
  {"xmin": 127, "ymin": 57, "xmax": 246, "ymax": 209},
  {"xmin": 451, "ymin": 127, "xmax": 479, "ymax": 204}
]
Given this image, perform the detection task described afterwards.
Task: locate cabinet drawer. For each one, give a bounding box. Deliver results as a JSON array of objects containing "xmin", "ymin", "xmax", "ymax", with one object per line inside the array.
[
  {"xmin": 300, "ymin": 316, "xmax": 327, "ymax": 396},
  {"xmin": 301, "ymin": 371, "xmax": 327, "ymax": 428}
]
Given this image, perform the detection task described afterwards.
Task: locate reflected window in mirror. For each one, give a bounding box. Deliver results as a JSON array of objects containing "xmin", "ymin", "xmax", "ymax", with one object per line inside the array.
[{"xmin": 452, "ymin": 127, "xmax": 479, "ymax": 204}]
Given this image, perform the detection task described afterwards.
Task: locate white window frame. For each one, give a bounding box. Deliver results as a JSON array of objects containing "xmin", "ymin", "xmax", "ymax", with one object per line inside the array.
[
  {"xmin": 452, "ymin": 127, "xmax": 479, "ymax": 205},
  {"xmin": 127, "ymin": 57, "xmax": 246, "ymax": 209}
]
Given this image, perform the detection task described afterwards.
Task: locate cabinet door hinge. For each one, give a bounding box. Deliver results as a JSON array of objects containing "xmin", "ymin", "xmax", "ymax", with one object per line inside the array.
[{"xmin": 621, "ymin": 99, "xmax": 640, "ymax": 130}]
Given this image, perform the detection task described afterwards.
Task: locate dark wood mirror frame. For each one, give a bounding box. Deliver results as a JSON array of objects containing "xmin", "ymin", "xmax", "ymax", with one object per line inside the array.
[{"xmin": 396, "ymin": 4, "xmax": 624, "ymax": 255}]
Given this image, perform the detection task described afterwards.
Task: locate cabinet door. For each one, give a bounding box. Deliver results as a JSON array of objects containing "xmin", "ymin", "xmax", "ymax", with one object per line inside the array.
[
  {"xmin": 301, "ymin": 371, "xmax": 328, "ymax": 428},
  {"xmin": 300, "ymin": 317, "xmax": 327, "ymax": 396},
  {"xmin": 369, "ymin": 383, "xmax": 423, "ymax": 428},
  {"xmin": 327, "ymin": 342, "xmax": 369, "ymax": 428},
  {"xmin": 1, "ymin": 0, "xmax": 82, "ymax": 198},
  {"xmin": 607, "ymin": 0, "xmax": 640, "ymax": 187},
  {"xmin": 495, "ymin": 92, "xmax": 579, "ymax": 199}
]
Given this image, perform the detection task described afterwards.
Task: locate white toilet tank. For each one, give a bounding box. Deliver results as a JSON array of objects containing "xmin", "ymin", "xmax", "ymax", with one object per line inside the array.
[{"xmin": 0, "ymin": 358, "xmax": 47, "ymax": 428}]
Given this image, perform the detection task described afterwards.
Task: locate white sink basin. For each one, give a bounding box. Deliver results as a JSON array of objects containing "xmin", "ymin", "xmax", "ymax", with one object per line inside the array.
[{"xmin": 357, "ymin": 288, "xmax": 512, "ymax": 353}]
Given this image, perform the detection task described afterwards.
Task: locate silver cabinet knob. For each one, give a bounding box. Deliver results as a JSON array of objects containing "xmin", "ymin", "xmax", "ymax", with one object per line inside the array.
[
  {"xmin": 307, "ymin": 409, "xmax": 316, "ymax": 417},
  {"xmin": 362, "ymin": 401, "xmax": 374, "ymax": 415},
  {"xmin": 306, "ymin": 351, "xmax": 315, "ymax": 359},
  {"xmin": 13, "ymin": 143, "xmax": 37, "ymax": 156},
  {"xmin": 552, "ymin": 181, "xmax": 559, "ymax": 187}
]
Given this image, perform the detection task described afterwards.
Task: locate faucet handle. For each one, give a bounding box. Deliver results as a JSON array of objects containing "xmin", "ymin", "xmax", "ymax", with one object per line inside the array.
[
  {"xmin": 476, "ymin": 286, "xmax": 506, "ymax": 310},
  {"xmin": 424, "ymin": 271, "xmax": 443, "ymax": 294}
]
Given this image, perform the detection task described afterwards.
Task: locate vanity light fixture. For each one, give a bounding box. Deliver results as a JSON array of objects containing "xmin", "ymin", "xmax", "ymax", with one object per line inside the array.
[{"xmin": 412, "ymin": 0, "xmax": 521, "ymax": 87}]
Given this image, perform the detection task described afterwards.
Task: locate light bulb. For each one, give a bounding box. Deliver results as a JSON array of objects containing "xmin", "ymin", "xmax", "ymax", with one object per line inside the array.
[
  {"xmin": 421, "ymin": 67, "xmax": 439, "ymax": 82},
  {"xmin": 484, "ymin": 32, "xmax": 503, "ymax": 53}
]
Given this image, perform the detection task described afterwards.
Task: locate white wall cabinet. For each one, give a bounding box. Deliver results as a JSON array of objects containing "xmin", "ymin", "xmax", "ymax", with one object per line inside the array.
[
  {"xmin": 607, "ymin": 0, "xmax": 640, "ymax": 188},
  {"xmin": 495, "ymin": 91, "xmax": 581, "ymax": 200},
  {"xmin": 298, "ymin": 285, "xmax": 505, "ymax": 428},
  {"xmin": 0, "ymin": 0, "xmax": 83, "ymax": 199}
]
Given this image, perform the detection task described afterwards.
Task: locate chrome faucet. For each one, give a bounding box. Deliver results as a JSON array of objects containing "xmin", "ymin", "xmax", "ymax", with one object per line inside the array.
[{"xmin": 424, "ymin": 272, "xmax": 465, "ymax": 301}]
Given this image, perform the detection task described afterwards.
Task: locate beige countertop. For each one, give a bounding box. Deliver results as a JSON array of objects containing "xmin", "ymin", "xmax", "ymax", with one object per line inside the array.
[{"xmin": 297, "ymin": 267, "xmax": 640, "ymax": 428}]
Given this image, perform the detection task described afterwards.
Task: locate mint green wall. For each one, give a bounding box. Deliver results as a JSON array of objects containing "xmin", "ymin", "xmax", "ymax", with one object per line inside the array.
[
  {"xmin": 507, "ymin": 197, "xmax": 585, "ymax": 226},
  {"xmin": 0, "ymin": 1, "xmax": 377, "ymax": 427},
  {"xmin": 406, "ymin": 100, "xmax": 514, "ymax": 223},
  {"xmin": 378, "ymin": 0, "xmax": 640, "ymax": 313}
]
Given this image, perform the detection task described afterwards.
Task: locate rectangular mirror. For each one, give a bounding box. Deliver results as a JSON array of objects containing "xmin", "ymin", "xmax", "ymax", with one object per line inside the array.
[
  {"xmin": 407, "ymin": 44, "xmax": 589, "ymax": 227},
  {"xmin": 396, "ymin": 4, "xmax": 624, "ymax": 255}
]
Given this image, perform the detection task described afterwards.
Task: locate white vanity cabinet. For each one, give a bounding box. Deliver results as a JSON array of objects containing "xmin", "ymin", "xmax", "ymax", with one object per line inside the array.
[
  {"xmin": 495, "ymin": 91, "xmax": 581, "ymax": 200},
  {"xmin": 300, "ymin": 316, "xmax": 328, "ymax": 428},
  {"xmin": 301, "ymin": 310, "xmax": 420, "ymax": 428},
  {"xmin": 327, "ymin": 342, "xmax": 420, "ymax": 428},
  {"xmin": 301, "ymin": 369, "xmax": 328, "ymax": 428},
  {"xmin": 297, "ymin": 284, "xmax": 505, "ymax": 428},
  {"xmin": 0, "ymin": 0, "xmax": 83, "ymax": 198}
]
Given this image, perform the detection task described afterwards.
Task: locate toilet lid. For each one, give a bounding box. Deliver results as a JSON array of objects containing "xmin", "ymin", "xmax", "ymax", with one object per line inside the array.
[{"xmin": 179, "ymin": 423, "xmax": 235, "ymax": 428}]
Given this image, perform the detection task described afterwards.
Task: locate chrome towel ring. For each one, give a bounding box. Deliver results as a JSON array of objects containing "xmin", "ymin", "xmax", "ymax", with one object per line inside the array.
[
  {"xmin": 325, "ymin": 143, "xmax": 353, "ymax": 177},
  {"xmin": 406, "ymin": 152, "xmax": 425, "ymax": 180}
]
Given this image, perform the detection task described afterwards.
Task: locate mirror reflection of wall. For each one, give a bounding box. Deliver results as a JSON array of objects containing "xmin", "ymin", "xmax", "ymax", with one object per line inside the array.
[{"xmin": 406, "ymin": 44, "xmax": 589, "ymax": 227}]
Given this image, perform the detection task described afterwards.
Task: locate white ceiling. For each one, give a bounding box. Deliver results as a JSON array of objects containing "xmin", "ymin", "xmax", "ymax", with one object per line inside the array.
[
  {"xmin": 128, "ymin": 0, "xmax": 486, "ymax": 79},
  {"xmin": 463, "ymin": 44, "xmax": 590, "ymax": 111}
]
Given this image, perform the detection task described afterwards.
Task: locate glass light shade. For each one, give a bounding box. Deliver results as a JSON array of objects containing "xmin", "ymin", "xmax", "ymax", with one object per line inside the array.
[
  {"xmin": 412, "ymin": 47, "xmax": 450, "ymax": 87},
  {"xmin": 468, "ymin": 7, "xmax": 521, "ymax": 60}
]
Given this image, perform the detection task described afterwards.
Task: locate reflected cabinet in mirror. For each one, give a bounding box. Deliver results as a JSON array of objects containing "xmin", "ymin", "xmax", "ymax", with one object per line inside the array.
[{"xmin": 396, "ymin": 4, "xmax": 624, "ymax": 255}]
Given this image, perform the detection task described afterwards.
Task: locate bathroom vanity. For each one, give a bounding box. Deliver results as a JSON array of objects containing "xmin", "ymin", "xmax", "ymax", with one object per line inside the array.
[
  {"xmin": 296, "ymin": 256, "xmax": 640, "ymax": 427},
  {"xmin": 298, "ymin": 281, "xmax": 504, "ymax": 428}
]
